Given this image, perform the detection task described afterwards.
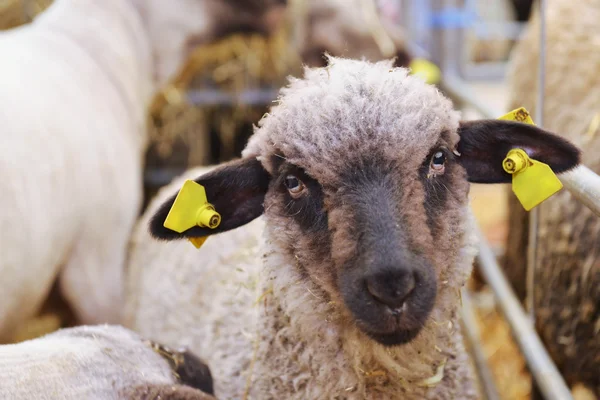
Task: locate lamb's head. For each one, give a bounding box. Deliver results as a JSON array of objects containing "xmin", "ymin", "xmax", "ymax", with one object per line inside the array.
[
  {"xmin": 138, "ymin": 0, "xmax": 288, "ymax": 85},
  {"xmin": 149, "ymin": 57, "xmax": 580, "ymax": 346}
]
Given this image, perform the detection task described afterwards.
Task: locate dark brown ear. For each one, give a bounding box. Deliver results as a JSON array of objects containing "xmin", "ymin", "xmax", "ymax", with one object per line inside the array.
[
  {"xmin": 174, "ymin": 350, "xmax": 214, "ymax": 396},
  {"xmin": 149, "ymin": 157, "xmax": 270, "ymax": 240},
  {"xmin": 457, "ymin": 119, "xmax": 581, "ymax": 184}
]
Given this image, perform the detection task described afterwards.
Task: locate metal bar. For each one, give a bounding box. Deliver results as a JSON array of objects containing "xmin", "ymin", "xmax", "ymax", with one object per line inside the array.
[
  {"xmin": 440, "ymin": 74, "xmax": 499, "ymax": 118},
  {"xmin": 461, "ymin": 62, "xmax": 507, "ymax": 82},
  {"xmin": 471, "ymin": 21, "xmax": 526, "ymax": 41},
  {"xmin": 459, "ymin": 289, "xmax": 501, "ymax": 400},
  {"xmin": 526, "ymin": 0, "xmax": 548, "ymax": 323},
  {"xmin": 144, "ymin": 168, "xmax": 186, "ymax": 188},
  {"xmin": 559, "ymin": 165, "xmax": 600, "ymax": 216},
  {"xmin": 475, "ymin": 226, "xmax": 574, "ymax": 400},
  {"xmin": 185, "ymin": 88, "xmax": 279, "ymax": 106}
]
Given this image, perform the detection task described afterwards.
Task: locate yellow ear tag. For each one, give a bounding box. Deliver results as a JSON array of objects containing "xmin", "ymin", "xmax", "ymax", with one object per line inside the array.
[
  {"xmin": 498, "ymin": 108, "xmax": 563, "ymax": 211},
  {"xmin": 409, "ymin": 58, "xmax": 441, "ymax": 85},
  {"xmin": 163, "ymin": 180, "xmax": 221, "ymax": 249},
  {"xmin": 498, "ymin": 107, "xmax": 535, "ymax": 125}
]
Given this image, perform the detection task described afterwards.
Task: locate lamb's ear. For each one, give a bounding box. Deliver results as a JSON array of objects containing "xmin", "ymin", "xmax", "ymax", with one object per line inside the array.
[
  {"xmin": 149, "ymin": 157, "xmax": 270, "ymax": 240},
  {"xmin": 456, "ymin": 119, "xmax": 581, "ymax": 184}
]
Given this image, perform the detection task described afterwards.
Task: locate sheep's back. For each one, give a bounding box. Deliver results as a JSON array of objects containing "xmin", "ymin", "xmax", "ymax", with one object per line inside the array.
[
  {"xmin": 0, "ymin": 325, "xmax": 177, "ymax": 400},
  {"xmin": 503, "ymin": 0, "xmax": 600, "ymax": 389},
  {"xmin": 124, "ymin": 166, "xmax": 266, "ymax": 399}
]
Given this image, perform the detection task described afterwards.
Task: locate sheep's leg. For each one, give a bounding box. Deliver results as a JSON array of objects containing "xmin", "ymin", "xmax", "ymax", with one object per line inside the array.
[
  {"xmin": 58, "ymin": 233, "xmax": 126, "ymax": 325},
  {"xmin": 58, "ymin": 185, "xmax": 141, "ymax": 325},
  {"xmin": 0, "ymin": 238, "xmax": 61, "ymax": 342}
]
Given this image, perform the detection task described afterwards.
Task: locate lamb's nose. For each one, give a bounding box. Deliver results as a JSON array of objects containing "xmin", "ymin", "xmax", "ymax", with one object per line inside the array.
[{"xmin": 366, "ymin": 268, "xmax": 416, "ymax": 309}]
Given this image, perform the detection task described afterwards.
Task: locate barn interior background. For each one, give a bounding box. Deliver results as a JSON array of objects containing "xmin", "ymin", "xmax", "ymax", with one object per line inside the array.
[{"xmin": 1, "ymin": 0, "xmax": 598, "ymax": 399}]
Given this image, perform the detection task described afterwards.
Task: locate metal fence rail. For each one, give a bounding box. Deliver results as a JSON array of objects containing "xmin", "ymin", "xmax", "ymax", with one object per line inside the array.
[{"xmin": 400, "ymin": 1, "xmax": 600, "ymax": 399}]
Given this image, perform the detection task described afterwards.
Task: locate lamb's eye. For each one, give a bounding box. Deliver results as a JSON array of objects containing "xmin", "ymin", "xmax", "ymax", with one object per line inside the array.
[
  {"xmin": 429, "ymin": 151, "xmax": 446, "ymax": 173},
  {"xmin": 284, "ymin": 175, "xmax": 306, "ymax": 197}
]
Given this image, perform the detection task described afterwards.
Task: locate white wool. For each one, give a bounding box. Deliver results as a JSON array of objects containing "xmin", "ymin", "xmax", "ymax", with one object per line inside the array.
[
  {"xmin": 124, "ymin": 166, "xmax": 266, "ymax": 398},
  {"xmin": 0, "ymin": 325, "xmax": 179, "ymax": 400},
  {"xmin": 0, "ymin": 0, "xmax": 216, "ymax": 341}
]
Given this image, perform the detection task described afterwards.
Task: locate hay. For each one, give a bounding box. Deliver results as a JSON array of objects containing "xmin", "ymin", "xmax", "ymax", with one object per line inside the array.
[
  {"xmin": 3, "ymin": 281, "xmax": 77, "ymax": 345},
  {"xmin": 8, "ymin": 314, "xmax": 62, "ymax": 344},
  {"xmin": 147, "ymin": 25, "xmax": 301, "ymax": 168},
  {"xmin": 0, "ymin": 0, "xmax": 52, "ymax": 30},
  {"xmin": 470, "ymin": 178, "xmax": 532, "ymax": 399}
]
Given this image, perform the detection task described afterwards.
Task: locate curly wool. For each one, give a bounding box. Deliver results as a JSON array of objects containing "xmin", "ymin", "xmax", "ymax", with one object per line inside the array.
[
  {"xmin": 244, "ymin": 56, "xmax": 460, "ymax": 182},
  {"xmin": 503, "ymin": 0, "xmax": 600, "ymax": 395},
  {"xmin": 0, "ymin": 325, "xmax": 208, "ymax": 400},
  {"xmin": 127, "ymin": 57, "xmax": 481, "ymax": 399},
  {"xmin": 124, "ymin": 166, "xmax": 266, "ymax": 399}
]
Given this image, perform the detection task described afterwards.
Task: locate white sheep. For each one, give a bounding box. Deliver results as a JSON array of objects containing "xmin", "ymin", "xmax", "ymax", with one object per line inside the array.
[
  {"xmin": 0, "ymin": 0, "xmax": 286, "ymax": 341},
  {"xmin": 0, "ymin": 324, "xmax": 216, "ymax": 400},
  {"xmin": 124, "ymin": 56, "xmax": 580, "ymax": 399}
]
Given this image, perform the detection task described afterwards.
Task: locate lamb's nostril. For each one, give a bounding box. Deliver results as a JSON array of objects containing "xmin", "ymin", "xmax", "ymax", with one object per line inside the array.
[{"xmin": 366, "ymin": 270, "xmax": 416, "ymax": 309}]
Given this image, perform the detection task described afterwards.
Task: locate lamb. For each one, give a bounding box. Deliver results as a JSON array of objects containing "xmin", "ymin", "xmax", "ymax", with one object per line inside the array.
[
  {"xmin": 0, "ymin": 324, "xmax": 216, "ymax": 400},
  {"xmin": 124, "ymin": 56, "xmax": 581, "ymax": 399},
  {"xmin": 0, "ymin": 0, "xmax": 286, "ymax": 342},
  {"xmin": 502, "ymin": 0, "xmax": 600, "ymax": 397}
]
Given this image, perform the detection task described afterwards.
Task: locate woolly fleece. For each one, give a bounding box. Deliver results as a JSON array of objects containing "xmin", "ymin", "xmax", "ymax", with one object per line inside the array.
[{"xmin": 0, "ymin": 325, "xmax": 195, "ymax": 400}]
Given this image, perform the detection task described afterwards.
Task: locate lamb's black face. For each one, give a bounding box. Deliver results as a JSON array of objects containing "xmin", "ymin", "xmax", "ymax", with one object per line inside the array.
[{"xmin": 265, "ymin": 154, "xmax": 445, "ymax": 347}]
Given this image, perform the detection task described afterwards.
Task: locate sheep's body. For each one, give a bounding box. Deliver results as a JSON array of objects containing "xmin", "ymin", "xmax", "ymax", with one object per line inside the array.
[
  {"xmin": 503, "ymin": 0, "xmax": 600, "ymax": 396},
  {"xmin": 0, "ymin": 325, "xmax": 215, "ymax": 400},
  {"xmin": 124, "ymin": 166, "xmax": 265, "ymax": 398},
  {"xmin": 125, "ymin": 165, "xmax": 480, "ymax": 399},
  {"xmin": 0, "ymin": 0, "xmax": 152, "ymax": 340},
  {"xmin": 0, "ymin": 0, "xmax": 286, "ymax": 341}
]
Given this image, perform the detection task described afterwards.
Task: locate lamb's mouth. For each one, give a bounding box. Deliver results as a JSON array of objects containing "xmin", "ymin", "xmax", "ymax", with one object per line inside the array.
[{"xmin": 350, "ymin": 301, "xmax": 431, "ymax": 347}]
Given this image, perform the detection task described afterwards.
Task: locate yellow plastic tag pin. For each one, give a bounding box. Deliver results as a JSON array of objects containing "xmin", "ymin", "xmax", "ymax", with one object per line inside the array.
[
  {"xmin": 163, "ymin": 180, "xmax": 221, "ymax": 249},
  {"xmin": 498, "ymin": 107, "xmax": 535, "ymax": 125},
  {"xmin": 409, "ymin": 58, "xmax": 441, "ymax": 85},
  {"xmin": 188, "ymin": 237, "xmax": 209, "ymax": 249},
  {"xmin": 498, "ymin": 108, "xmax": 563, "ymax": 211}
]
